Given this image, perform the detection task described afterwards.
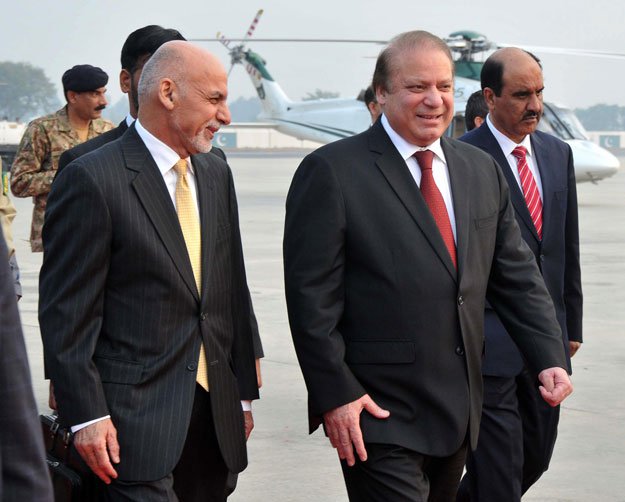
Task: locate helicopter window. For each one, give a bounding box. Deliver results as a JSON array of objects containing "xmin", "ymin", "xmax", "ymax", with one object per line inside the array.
[
  {"xmin": 540, "ymin": 103, "xmax": 589, "ymax": 141},
  {"xmin": 546, "ymin": 103, "xmax": 589, "ymax": 140}
]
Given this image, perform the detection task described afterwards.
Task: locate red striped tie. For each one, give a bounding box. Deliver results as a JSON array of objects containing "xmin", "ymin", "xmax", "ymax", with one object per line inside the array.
[
  {"xmin": 512, "ymin": 146, "xmax": 543, "ymax": 240},
  {"xmin": 414, "ymin": 150, "xmax": 457, "ymax": 268}
]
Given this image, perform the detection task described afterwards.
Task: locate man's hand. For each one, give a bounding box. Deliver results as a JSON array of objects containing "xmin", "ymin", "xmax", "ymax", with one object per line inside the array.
[
  {"xmin": 323, "ymin": 394, "xmax": 390, "ymax": 467},
  {"xmin": 569, "ymin": 341, "xmax": 582, "ymax": 358},
  {"xmin": 255, "ymin": 358, "xmax": 262, "ymax": 388},
  {"xmin": 73, "ymin": 418, "xmax": 120, "ymax": 484},
  {"xmin": 243, "ymin": 410, "xmax": 254, "ymax": 440},
  {"xmin": 538, "ymin": 367, "xmax": 573, "ymax": 407},
  {"xmin": 48, "ymin": 381, "xmax": 57, "ymax": 411}
]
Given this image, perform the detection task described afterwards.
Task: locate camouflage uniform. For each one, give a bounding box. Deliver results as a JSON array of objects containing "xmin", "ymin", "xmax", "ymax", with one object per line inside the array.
[
  {"xmin": 10, "ymin": 106, "xmax": 113, "ymax": 251},
  {"xmin": 1, "ymin": 159, "xmax": 21, "ymax": 296}
]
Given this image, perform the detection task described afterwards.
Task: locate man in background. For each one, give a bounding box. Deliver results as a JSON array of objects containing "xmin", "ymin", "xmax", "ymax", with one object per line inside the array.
[
  {"xmin": 464, "ymin": 90, "xmax": 488, "ymax": 132},
  {"xmin": 10, "ymin": 64, "xmax": 113, "ymax": 251},
  {"xmin": 457, "ymin": 48, "xmax": 582, "ymax": 502},
  {"xmin": 363, "ymin": 85, "xmax": 382, "ymax": 124},
  {"xmin": 1, "ymin": 158, "xmax": 21, "ymax": 298}
]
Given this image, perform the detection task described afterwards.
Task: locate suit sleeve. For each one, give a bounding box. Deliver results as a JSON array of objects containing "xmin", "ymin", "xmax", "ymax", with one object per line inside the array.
[
  {"xmin": 0, "ymin": 235, "xmax": 54, "ymax": 502},
  {"xmin": 284, "ymin": 153, "xmax": 366, "ymax": 423},
  {"xmin": 563, "ymin": 145, "xmax": 583, "ymax": 343},
  {"xmin": 38, "ymin": 164, "xmax": 112, "ymax": 426},
  {"xmin": 485, "ymin": 160, "xmax": 568, "ymax": 374}
]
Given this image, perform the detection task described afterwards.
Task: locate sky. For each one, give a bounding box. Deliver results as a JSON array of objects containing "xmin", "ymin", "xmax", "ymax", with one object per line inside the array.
[{"xmin": 2, "ymin": 0, "xmax": 624, "ymax": 113}]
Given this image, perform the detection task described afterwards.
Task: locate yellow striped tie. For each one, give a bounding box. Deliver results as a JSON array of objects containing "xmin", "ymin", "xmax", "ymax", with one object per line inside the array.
[{"xmin": 174, "ymin": 159, "xmax": 209, "ymax": 391}]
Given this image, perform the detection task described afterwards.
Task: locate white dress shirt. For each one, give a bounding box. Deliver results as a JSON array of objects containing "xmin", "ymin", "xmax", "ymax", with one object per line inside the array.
[
  {"xmin": 381, "ymin": 114, "xmax": 457, "ymax": 243},
  {"xmin": 486, "ymin": 114, "xmax": 543, "ymax": 199}
]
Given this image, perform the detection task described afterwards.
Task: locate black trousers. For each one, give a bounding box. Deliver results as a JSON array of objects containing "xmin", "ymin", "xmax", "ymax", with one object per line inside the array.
[
  {"xmin": 100, "ymin": 385, "xmax": 229, "ymax": 502},
  {"xmin": 456, "ymin": 369, "xmax": 560, "ymax": 502},
  {"xmin": 341, "ymin": 442, "xmax": 467, "ymax": 502}
]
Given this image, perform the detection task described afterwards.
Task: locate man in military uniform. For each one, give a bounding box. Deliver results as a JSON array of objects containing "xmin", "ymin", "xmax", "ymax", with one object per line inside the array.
[
  {"xmin": 10, "ymin": 64, "xmax": 114, "ymax": 251},
  {"xmin": 1, "ymin": 158, "xmax": 21, "ymax": 298}
]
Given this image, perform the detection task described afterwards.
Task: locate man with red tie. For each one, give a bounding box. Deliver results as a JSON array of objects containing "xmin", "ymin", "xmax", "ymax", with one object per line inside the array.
[
  {"xmin": 284, "ymin": 31, "xmax": 574, "ymax": 501},
  {"xmin": 457, "ymin": 48, "xmax": 583, "ymax": 502}
]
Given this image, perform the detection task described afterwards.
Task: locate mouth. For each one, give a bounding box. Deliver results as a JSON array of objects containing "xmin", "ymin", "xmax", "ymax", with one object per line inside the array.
[{"xmin": 417, "ymin": 113, "xmax": 443, "ymax": 121}]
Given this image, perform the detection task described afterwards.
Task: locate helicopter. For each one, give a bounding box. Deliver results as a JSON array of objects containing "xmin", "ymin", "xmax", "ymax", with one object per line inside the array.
[{"xmin": 197, "ymin": 11, "xmax": 620, "ymax": 184}]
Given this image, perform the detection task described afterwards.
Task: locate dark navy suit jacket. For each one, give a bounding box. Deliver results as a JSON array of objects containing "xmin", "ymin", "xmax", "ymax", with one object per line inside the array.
[{"xmin": 460, "ymin": 124, "xmax": 582, "ymax": 376}]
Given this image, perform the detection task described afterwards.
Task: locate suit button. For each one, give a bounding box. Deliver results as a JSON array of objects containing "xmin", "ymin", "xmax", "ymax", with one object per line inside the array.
[
  {"xmin": 187, "ymin": 363, "xmax": 197, "ymax": 371},
  {"xmin": 457, "ymin": 296, "xmax": 464, "ymax": 306},
  {"xmin": 455, "ymin": 346, "xmax": 465, "ymax": 356},
  {"xmin": 200, "ymin": 313, "xmax": 207, "ymax": 321},
  {"xmin": 540, "ymin": 254, "xmax": 545, "ymax": 262}
]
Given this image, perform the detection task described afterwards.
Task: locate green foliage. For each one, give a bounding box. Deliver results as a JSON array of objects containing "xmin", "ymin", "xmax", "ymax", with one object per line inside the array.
[
  {"xmin": 302, "ymin": 89, "xmax": 340, "ymax": 101},
  {"xmin": 0, "ymin": 61, "xmax": 60, "ymax": 122},
  {"xmin": 574, "ymin": 104, "xmax": 625, "ymax": 131}
]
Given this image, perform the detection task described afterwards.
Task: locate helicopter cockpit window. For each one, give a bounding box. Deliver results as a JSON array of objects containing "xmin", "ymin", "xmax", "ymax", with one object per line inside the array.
[{"xmin": 539, "ymin": 103, "xmax": 589, "ymax": 141}]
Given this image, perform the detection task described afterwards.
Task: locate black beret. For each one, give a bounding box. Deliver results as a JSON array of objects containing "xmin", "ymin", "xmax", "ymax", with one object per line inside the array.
[{"xmin": 62, "ymin": 64, "xmax": 109, "ymax": 93}]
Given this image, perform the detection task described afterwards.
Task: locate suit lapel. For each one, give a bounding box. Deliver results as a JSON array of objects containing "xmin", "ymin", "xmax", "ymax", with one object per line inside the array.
[
  {"xmin": 370, "ymin": 124, "xmax": 457, "ymax": 281},
  {"xmin": 476, "ymin": 126, "xmax": 540, "ymax": 242},
  {"xmin": 441, "ymin": 137, "xmax": 470, "ymax": 279},
  {"xmin": 191, "ymin": 153, "xmax": 216, "ymax": 302},
  {"xmin": 530, "ymin": 133, "xmax": 553, "ymax": 244},
  {"xmin": 123, "ymin": 126, "xmax": 199, "ymax": 301}
]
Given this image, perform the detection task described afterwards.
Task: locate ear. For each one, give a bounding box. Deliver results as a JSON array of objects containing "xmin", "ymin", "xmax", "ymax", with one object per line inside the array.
[
  {"xmin": 375, "ymin": 86, "xmax": 387, "ymax": 106},
  {"xmin": 66, "ymin": 90, "xmax": 78, "ymax": 104},
  {"xmin": 119, "ymin": 69, "xmax": 131, "ymax": 94},
  {"xmin": 157, "ymin": 78, "xmax": 176, "ymax": 111},
  {"xmin": 483, "ymin": 88, "xmax": 495, "ymax": 109}
]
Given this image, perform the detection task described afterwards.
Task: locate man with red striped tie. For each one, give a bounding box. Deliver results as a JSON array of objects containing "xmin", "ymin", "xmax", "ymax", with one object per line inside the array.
[{"xmin": 457, "ymin": 47, "xmax": 583, "ymax": 502}]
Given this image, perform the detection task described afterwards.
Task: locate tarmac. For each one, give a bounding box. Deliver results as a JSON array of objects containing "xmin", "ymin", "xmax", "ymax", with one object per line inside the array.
[{"xmin": 10, "ymin": 150, "xmax": 625, "ymax": 501}]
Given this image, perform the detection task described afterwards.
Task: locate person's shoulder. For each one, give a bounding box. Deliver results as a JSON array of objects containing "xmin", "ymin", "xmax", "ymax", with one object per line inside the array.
[
  {"xmin": 444, "ymin": 136, "xmax": 493, "ymax": 160},
  {"xmin": 532, "ymin": 130, "xmax": 570, "ymax": 153},
  {"xmin": 90, "ymin": 118, "xmax": 115, "ymax": 134}
]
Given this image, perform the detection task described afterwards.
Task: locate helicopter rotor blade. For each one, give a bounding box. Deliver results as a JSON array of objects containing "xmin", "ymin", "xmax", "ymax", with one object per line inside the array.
[
  {"xmin": 497, "ymin": 43, "xmax": 625, "ymax": 59},
  {"xmin": 243, "ymin": 9, "xmax": 264, "ymax": 42}
]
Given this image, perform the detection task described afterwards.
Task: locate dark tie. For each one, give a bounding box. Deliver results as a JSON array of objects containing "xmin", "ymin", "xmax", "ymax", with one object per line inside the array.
[
  {"xmin": 511, "ymin": 146, "xmax": 543, "ymax": 240},
  {"xmin": 413, "ymin": 150, "xmax": 457, "ymax": 268}
]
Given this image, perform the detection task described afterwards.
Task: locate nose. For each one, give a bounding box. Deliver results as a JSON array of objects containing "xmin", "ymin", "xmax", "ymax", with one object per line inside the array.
[
  {"xmin": 423, "ymin": 87, "xmax": 443, "ymax": 108},
  {"xmin": 100, "ymin": 93, "xmax": 108, "ymax": 106},
  {"xmin": 528, "ymin": 92, "xmax": 542, "ymax": 112},
  {"xmin": 217, "ymin": 103, "xmax": 231, "ymax": 126}
]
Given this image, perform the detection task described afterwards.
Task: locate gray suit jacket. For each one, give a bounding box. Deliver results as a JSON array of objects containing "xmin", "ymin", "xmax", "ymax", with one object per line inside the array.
[
  {"xmin": 284, "ymin": 121, "xmax": 567, "ymax": 456},
  {"xmin": 1, "ymin": 234, "xmax": 53, "ymax": 501},
  {"xmin": 39, "ymin": 125, "xmax": 258, "ymax": 480}
]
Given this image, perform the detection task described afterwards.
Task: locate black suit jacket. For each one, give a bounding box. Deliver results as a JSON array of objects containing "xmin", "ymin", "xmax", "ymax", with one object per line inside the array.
[
  {"xmin": 55, "ymin": 119, "xmax": 264, "ymax": 358},
  {"xmin": 460, "ymin": 124, "xmax": 582, "ymax": 376},
  {"xmin": 0, "ymin": 234, "xmax": 54, "ymax": 501},
  {"xmin": 284, "ymin": 121, "xmax": 567, "ymax": 456},
  {"xmin": 39, "ymin": 125, "xmax": 258, "ymax": 480}
]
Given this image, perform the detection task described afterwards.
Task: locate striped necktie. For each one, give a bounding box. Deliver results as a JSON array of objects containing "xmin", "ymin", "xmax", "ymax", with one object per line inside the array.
[
  {"xmin": 413, "ymin": 150, "xmax": 457, "ymax": 268},
  {"xmin": 512, "ymin": 146, "xmax": 543, "ymax": 240},
  {"xmin": 174, "ymin": 159, "xmax": 209, "ymax": 391}
]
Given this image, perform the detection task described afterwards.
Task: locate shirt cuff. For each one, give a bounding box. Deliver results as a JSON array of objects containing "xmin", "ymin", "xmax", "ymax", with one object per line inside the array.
[
  {"xmin": 241, "ymin": 400, "xmax": 252, "ymax": 412},
  {"xmin": 71, "ymin": 415, "xmax": 111, "ymax": 433}
]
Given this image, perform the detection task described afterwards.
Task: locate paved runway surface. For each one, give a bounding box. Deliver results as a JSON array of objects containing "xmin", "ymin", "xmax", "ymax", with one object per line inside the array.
[{"xmin": 9, "ymin": 150, "xmax": 625, "ymax": 501}]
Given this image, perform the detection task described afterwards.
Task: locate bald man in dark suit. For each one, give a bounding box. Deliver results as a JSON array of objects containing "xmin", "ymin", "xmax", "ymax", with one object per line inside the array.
[{"xmin": 40, "ymin": 41, "xmax": 258, "ymax": 501}]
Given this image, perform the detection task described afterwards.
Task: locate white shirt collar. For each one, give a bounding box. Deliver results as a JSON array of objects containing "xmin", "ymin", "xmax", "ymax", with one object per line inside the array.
[
  {"xmin": 125, "ymin": 114, "xmax": 135, "ymax": 128},
  {"xmin": 486, "ymin": 114, "xmax": 533, "ymax": 158},
  {"xmin": 134, "ymin": 119, "xmax": 192, "ymax": 176},
  {"xmin": 381, "ymin": 114, "xmax": 446, "ymax": 164}
]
